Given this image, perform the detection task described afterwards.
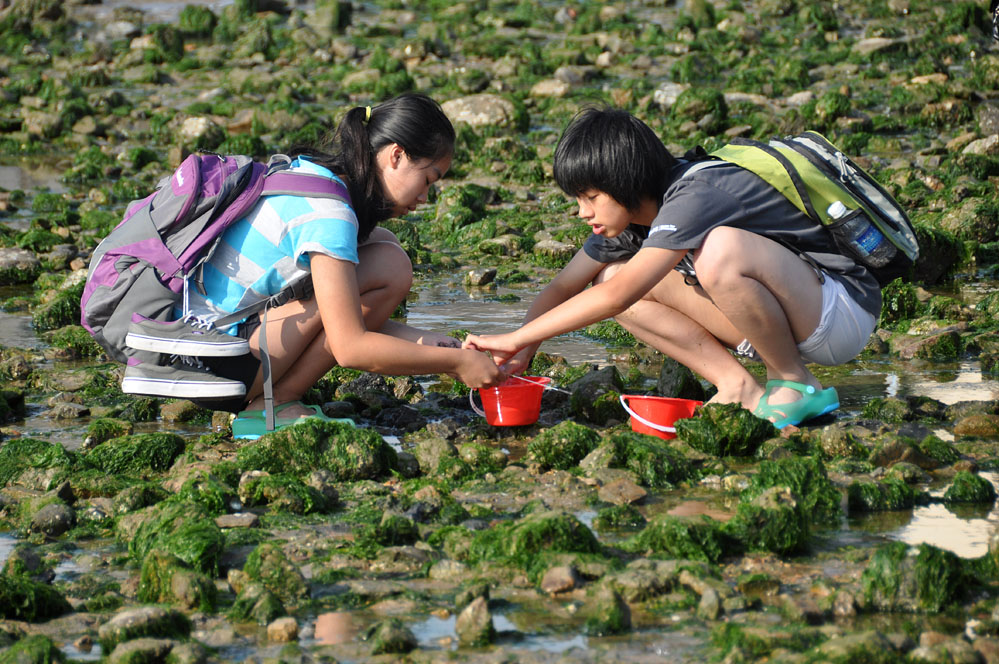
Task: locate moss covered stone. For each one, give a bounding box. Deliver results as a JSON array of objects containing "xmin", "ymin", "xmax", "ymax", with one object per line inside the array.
[
  {"xmin": 243, "ymin": 542, "xmax": 309, "ymax": 605},
  {"xmin": 527, "ymin": 420, "xmax": 601, "ymax": 471},
  {"xmin": 176, "ymin": 472, "xmax": 236, "ymax": 516},
  {"xmin": 229, "ymin": 582, "xmax": 285, "ymax": 625},
  {"xmin": 593, "ymin": 504, "xmax": 647, "ymax": 531},
  {"xmin": 0, "ymin": 574, "xmax": 72, "ymax": 621},
  {"xmin": 97, "ymin": 606, "xmax": 191, "ymax": 654},
  {"xmin": 0, "ymin": 634, "xmax": 64, "ymax": 664},
  {"xmin": 847, "ymin": 479, "xmax": 917, "ymax": 512},
  {"xmin": 466, "ymin": 510, "xmax": 601, "ymax": 575},
  {"xmin": 0, "ymin": 437, "xmax": 75, "ymax": 487},
  {"xmin": 83, "ymin": 433, "xmax": 185, "ymax": 475},
  {"xmin": 127, "ymin": 500, "xmax": 224, "ymax": 575},
  {"xmin": 236, "ymin": 419, "xmax": 396, "ymax": 481},
  {"xmin": 724, "ymin": 487, "xmax": 809, "ymax": 555},
  {"xmin": 861, "ymin": 541, "xmax": 965, "ymax": 613},
  {"xmin": 584, "ymin": 586, "xmax": 631, "ymax": 635},
  {"xmin": 625, "ymin": 514, "xmax": 728, "ymax": 563},
  {"xmin": 675, "ymin": 403, "xmax": 777, "ymax": 457},
  {"xmin": 83, "ymin": 418, "xmax": 133, "ymax": 447},
  {"xmin": 743, "ymin": 456, "xmax": 841, "ymax": 526},
  {"xmin": 363, "ymin": 618, "xmax": 417, "ymax": 655},
  {"xmin": 237, "ymin": 473, "xmax": 331, "ymax": 514},
  {"xmin": 943, "ymin": 471, "xmax": 997, "ymax": 504},
  {"xmin": 138, "ymin": 549, "xmax": 216, "ymax": 612}
]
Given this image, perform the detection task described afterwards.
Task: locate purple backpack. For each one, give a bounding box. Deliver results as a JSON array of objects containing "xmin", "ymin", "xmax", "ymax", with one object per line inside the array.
[{"xmin": 81, "ymin": 153, "xmax": 351, "ymax": 365}]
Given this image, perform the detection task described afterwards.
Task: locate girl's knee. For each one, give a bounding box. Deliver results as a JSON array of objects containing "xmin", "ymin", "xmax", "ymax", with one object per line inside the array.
[{"xmin": 692, "ymin": 227, "xmax": 751, "ymax": 288}]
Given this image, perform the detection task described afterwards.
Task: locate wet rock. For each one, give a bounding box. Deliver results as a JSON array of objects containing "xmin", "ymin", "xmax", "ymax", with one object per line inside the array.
[
  {"xmin": 585, "ymin": 586, "xmax": 631, "ymax": 635},
  {"xmin": 428, "ymin": 559, "xmax": 469, "ymax": 581},
  {"xmin": 455, "ymin": 596, "xmax": 495, "ymax": 647},
  {"xmin": 943, "ymin": 471, "xmax": 996, "ymax": 504},
  {"xmin": 108, "ymin": 638, "xmax": 206, "ymax": 664},
  {"xmin": 568, "ymin": 366, "xmax": 626, "ymax": 424},
  {"xmin": 0, "ymin": 248, "xmax": 42, "ymax": 285},
  {"xmin": 540, "ymin": 565, "xmax": 581, "ymax": 594},
  {"xmin": 816, "ymin": 631, "xmax": 899, "ymax": 661},
  {"xmin": 243, "ymin": 542, "xmax": 308, "ymax": 604},
  {"xmin": 579, "ymin": 442, "xmax": 617, "ymax": 474},
  {"xmin": 125, "ymin": 501, "xmax": 224, "ymax": 575},
  {"xmin": 870, "ymin": 441, "xmax": 940, "ymax": 470},
  {"xmin": 862, "ymin": 542, "xmax": 964, "ymax": 613},
  {"xmin": 267, "ymin": 616, "xmax": 298, "ymax": 642},
  {"xmin": 818, "ymin": 424, "xmax": 867, "ymax": 458},
  {"xmin": 955, "ymin": 414, "xmax": 999, "ymax": 439},
  {"xmin": 533, "ymin": 238, "xmax": 576, "ymax": 264},
  {"xmin": 85, "ymin": 432, "xmax": 186, "ymax": 475},
  {"xmin": 441, "ymin": 93, "xmax": 520, "ymax": 129},
  {"xmin": 597, "ymin": 478, "xmax": 647, "ymax": 506},
  {"xmin": 306, "ymin": 469, "xmax": 339, "ymax": 506},
  {"xmin": 0, "ymin": 573, "xmax": 71, "ymax": 621},
  {"xmin": 697, "ymin": 586, "xmax": 722, "ymax": 620},
  {"xmin": 911, "ymin": 636, "xmax": 982, "ymax": 664},
  {"xmin": 885, "ymin": 462, "xmax": 931, "ymax": 484},
  {"xmin": 30, "ymin": 501, "xmax": 75, "ymax": 536},
  {"xmin": 675, "ymin": 402, "xmax": 777, "ymax": 457},
  {"xmin": 604, "ymin": 559, "xmax": 681, "ymax": 602},
  {"xmin": 97, "ymin": 606, "xmax": 191, "ymax": 653},
  {"xmin": 626, "ymin": 514, "xmax": 727, "ymax": 563},
  {"xmin": 847, "ymin": 478, "xmax": 917, "ymax": 512},
  {"xmin": 159, "ymin": 400, "xmax": 204, "ymax": 423},
  {"xmin": 527, "ymin": 420, "xmax": 601, "ymax": 471},
  {"xmin": 657, "ymin": 358, "xmax": 707, "ymax": 401},
  {"xmin": 363, "ymin": 618, "xmax": 417, "ymax": 655},
  {"xmin": 230, "ymin": 582, "xmax": 285, "ymax": 625},
  {"xmin": 215, "ymin": 513, "xmax": 259, "ymax": 529},
  {"xmin": 138, "ymin": 550, "xmax": 216, "ymax": 611},
  {"xmin": 413, "ymin": 438, "xmax": 467, "ymax": 478}
]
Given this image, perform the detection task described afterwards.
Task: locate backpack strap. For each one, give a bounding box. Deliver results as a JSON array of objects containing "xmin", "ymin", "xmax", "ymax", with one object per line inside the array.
[{"xmin": 715, "ymin": 138, "xmax": 822, "ymax": 222}]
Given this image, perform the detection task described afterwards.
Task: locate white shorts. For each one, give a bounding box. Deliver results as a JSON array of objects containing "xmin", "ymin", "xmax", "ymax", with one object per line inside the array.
[{"xmin": 796, "ymin": 275, "xmax": 877, "ymax": 366}]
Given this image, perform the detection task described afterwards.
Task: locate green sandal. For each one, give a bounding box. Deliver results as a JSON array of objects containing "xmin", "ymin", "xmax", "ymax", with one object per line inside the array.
[
  {"xmin": 752, "ymin": 380, "xmax": 839, "ymax": 429},
  {"xmin": 233, "ymin": 401, "xmax": 354, "ymax": 440}
]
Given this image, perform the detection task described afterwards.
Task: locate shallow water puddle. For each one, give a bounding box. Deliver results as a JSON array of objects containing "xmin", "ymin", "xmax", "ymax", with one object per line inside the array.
[
  {"xmin": 410, "ymin": 612, "xmax": 589, "ymax": 653},
  {"xmin": 0, "ymin": 311, "xmax": 44, "ymax": 349},
  {"xmin": 848, "ymin": 471, "xmax": 999, "ymax": 558}
]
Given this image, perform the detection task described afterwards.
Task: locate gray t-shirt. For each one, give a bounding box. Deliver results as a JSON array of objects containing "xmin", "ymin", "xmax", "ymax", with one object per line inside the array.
[{"xmin": 583, "ymin": 160, "xmax": 882, "ymax": 317}]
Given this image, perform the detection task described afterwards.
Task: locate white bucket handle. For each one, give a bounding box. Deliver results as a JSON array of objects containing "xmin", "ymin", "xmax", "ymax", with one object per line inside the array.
[
  {"xmin": 619, "ymin": 394, "xmax": 675, "ymax": 434},
  {"xmin": 469, "ymin": 389, "xmax": 487, "ymax": 418}
]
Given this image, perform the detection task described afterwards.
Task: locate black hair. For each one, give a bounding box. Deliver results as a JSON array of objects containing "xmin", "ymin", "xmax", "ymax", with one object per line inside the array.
[
  {"xmin": 294, "ymin": 93, "xmax": 455, "ymax": 242},
  {"xmin": 553, "ymin": 107, "xmax": 676, "ymax": 211}
]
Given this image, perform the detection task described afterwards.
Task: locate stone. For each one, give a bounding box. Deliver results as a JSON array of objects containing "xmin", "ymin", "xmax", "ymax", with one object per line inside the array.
[
  {"xmin": 442, "ymin": 94, "xmax": 519, "ymax": 129},
  {"xmin": 214, "ymin": 513, "xmax": 259, "ymax": 529},
  {"xmin": 267, "ymin": 617, "xmax": 298, "ymax": 642},
  {"xmin": 697, "ymin": 587, "xmax": 721, "ymax": 620},
  {"xmin": 540, "ymin": 565, "xmax": 581, "ymax": 594},
  {"xmin": 597, "ymin": 478, "xmax": 647, "ymax": 505},
  {"xmin": 962, "ymin": 135, "xmax": 999, "ymax": 156},
  {"xmin": 455, "ymin": 596, "xmax": 495, "ymax": 647},
  {"xmin": 98, "ymin": 606, "xmax": 191, "ymax": 653},
  {"xmin": 31, "ymin": 502, "xmax": 75, "ymax": 536}
]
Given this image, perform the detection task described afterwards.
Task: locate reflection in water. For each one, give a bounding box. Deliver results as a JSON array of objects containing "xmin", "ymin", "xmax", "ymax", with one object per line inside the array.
[
  {"xmin": 314, "ymin": 612, "xmax": 358, "ymax": 646},
  {"xmin": 0, "ymin": 311, "xmax": 44, "ymax": 349},
  {"xmin": 850, "ymin": 473, "xmax": 999, "ymax": 559},
  {"xmin": 410, "ymin": 612, "xmax": 588, "ymax": 653}
]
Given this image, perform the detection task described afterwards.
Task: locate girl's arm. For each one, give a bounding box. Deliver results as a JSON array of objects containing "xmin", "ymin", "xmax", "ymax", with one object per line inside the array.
[
  {"xmin": 465, "ymin": 246, "xmax": 685, "ymax": 364},
  {"xmin": 311, "ymin": 254, "xmax": 503, "ymax": 387},
  {"xmin": 495, "ymin": 248, "xmax": 611, "ymax": 373}
]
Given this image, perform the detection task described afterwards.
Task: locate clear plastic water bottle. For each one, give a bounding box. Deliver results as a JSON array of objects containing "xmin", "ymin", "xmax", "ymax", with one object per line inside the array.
[{"xmin": 827, "ymin": 201, "xmax": 895, "ymax": 267}]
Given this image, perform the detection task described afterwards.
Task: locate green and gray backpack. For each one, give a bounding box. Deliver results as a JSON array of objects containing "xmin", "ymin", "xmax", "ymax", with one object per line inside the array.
[{"xmin": 686, "ymin": 131, "xmax": 919, "ymax": 287}]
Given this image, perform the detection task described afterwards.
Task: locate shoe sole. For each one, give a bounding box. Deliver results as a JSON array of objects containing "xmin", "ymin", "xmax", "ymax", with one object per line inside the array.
[
  {"xmin": 121, "ymin": 376, "xmax": 246, "ymax": 398},
  {"xmin": 125, "ymin": 332, "xmax": 250, "ymax": 357}
]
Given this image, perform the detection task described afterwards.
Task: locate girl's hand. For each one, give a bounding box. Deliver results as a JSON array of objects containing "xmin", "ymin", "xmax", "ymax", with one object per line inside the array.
[
  {"xmin": 501, "ymin": 347, "xmax": 535, "ymax": 376},
  {"xmin": 462, "ymin": 333, "xmax": 522, "ymax": 366},
  {"xmin": 455, "ymin": 348, "xmax": 506, "ymax": 388}
]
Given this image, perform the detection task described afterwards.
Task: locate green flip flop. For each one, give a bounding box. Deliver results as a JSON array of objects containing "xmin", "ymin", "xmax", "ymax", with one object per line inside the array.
[
  {"xmin": 752, "ymin": 379, "xmax": 839, "ymax": 429},
  {"xmin": 233, "ymin": 401, "xmax": 354, "ymax": 440}
]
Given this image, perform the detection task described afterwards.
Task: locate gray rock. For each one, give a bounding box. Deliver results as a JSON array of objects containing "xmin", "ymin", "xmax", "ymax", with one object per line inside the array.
[
  {"xmin": 31, "ymin": 502, "xmax": 76, "ymax": 536},
  {"xmin": 597, "ymin": 478, "xmax": 647, "ymax": 506},
  {"xmin": 98, "ymin": 606, "xmax": 191, "ymax": 652},
  {"xmin": 442, "ymin": 93, "xmax": 519, "ymax": 129},
  {"xmin": 0, "ymin": 248, "xmax": 41, "ymax": 284},
  {"xmin": 455, "ymin": 596, "xmax": 495, "ymax": 646},
  {"xmin": 540, "ymin": 565, "xmax": 581, "ymax": 594}
]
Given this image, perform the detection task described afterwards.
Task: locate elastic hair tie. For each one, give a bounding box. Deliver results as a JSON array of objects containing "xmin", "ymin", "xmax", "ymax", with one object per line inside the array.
[{"xmin": 364, "ymin": 106, "xmax": 372, "ymax": 122}]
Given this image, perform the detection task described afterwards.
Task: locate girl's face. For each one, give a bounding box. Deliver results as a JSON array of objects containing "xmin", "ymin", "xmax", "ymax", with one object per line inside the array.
[
  {"xmin": 575, "ymin": 190, "xmax": 659, "ymax": 237},
  {"xmin": 376, "ymin": 143, "xmax": 451, "ymax": 217}
]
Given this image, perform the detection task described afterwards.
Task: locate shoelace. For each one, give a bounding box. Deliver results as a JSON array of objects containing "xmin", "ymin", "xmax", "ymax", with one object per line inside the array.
[
  {"xmin": 181, "ymin": 314, "xmax": 217, "ymax": 331},
  {"xmin": 170, "ymin": 354, "xmax": 208, "ymax": 371}
]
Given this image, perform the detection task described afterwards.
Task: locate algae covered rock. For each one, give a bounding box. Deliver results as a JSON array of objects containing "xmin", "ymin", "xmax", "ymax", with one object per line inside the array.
[
  {"xmin": 138, "ymin": 550, "xmax": 216, "ymax": 612},
  {"xmin": 675, "ymin": 403, "xmax": 777, "ymax": 457},
  {"xmin": 0, "ymin": 437, "xmax": 75, "ymax": 488},
  {"xmin": 235, "ymin": 419, "xmax": 396, "ymax": 481},
  {"xmin": 724, "ymin": 486, "xmax": 809, "ymax": 555},
  {"xmin": 83, "ymin": 433, "xmax": 186, "ymax": 475},
  {"xmin": 847, "ymin": 479, "xmax": 917, "ymax": 512},
  {"xmin": 742, "ymin": 456, "xmax": 841, "ymax": 526},
  {"xmin": 126, "ymin": 500, "xmax": 224, "ymax": 575},
  {"xmin": 527, "ymin": 420, "xmax": 601, "ymax": 471},
  {"xmin": 593, "ymin": 504, "xmax": 646, "ymax": 531},
  {"xmin": 625, "ymin": 514, "xmax": 728, "ymax": 563},
  {"xmin": 237, "ymin": 472, "xmax": 332, "ymax": 514},
  {"xmin": 97, "ymin": 606, "xmax": 191, "ymax": 654},
  {"xmin": 243, "ymin": 542, "xmax": 308, "ymax": 605},
  {"xmin": 0, "ymin": 634, "xmax": 65, "ymax": 664},
  {"xmin": 455, "ymin": 596, "xmax": 495, "ymax": 647},
  {"xmin": 584, "ymin": 586, "xmax": 631, "ymax": 636},
  {"xmin": 229, "ymin": 582, "xmax": 285, "ymax": 625},
  {"xmin": 861, "ymin": 541, "xmax": 965, "ymax": 613},
  {"xmin": 363, "ymin": 618, "xmax": 417, "ymax": 655},
  {"xmin": 466, "ymin": 510, "xmax": 601, "ymax": 574},
  {"xmin": 610, "ymin": 432, "xmax": 693, "ymax": 489},
  {"xmin": 942, "ymin": 470, "xmax": 997, "ymax": 504},
  {"xmin": 0, "ymin": 573, "xmax": 72, "ymax": 621}
]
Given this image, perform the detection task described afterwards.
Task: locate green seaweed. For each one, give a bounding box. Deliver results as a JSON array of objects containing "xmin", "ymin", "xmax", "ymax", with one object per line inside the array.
[
  {"xmin": 624, "ymin": 514, "xmax": 728, "ymax": 563},
  {"xmin": 942, "ymin": 471, "xmax": 997, "ymax": 504},
  {"xmin": 675, "ymin": 403, "xmax": 777, "ymax": 457},
  {"xmin": 527, "ymin": 420, "xmax": 601, "ymax": 471},
  {"xmin": 0, "ymin": 574, "xmax": 72, "ymax": 622},
  {"xmin": 83, "ymin": 432, "xmax": 185, "ymax": 475}
]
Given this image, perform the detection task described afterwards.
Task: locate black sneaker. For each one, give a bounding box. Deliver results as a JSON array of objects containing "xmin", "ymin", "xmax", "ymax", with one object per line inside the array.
[
  {"xmin": 125, "ymin": 313, "xmax": 249, "ymax": 357},
  {"xmin": 121, "ymin": 356, "xmax": 246, "ymax": 399}
]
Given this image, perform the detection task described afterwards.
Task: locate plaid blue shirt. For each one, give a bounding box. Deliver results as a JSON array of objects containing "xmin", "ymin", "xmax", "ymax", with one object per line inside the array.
[{"xmin": 188, "ymin": 157, "xmax": 358, "ymax": 325}]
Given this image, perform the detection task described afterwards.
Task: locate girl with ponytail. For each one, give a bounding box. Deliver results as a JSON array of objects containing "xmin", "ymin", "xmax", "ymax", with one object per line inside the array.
[{"xmin": 179, "ymin": 93, "xmax": 504, "ymax": 435}]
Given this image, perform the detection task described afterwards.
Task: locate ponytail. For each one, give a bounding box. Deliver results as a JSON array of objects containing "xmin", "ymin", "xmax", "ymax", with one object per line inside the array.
[{"xmin": 292, "ymin": 93, "xmax": 455, "ymax": 242}]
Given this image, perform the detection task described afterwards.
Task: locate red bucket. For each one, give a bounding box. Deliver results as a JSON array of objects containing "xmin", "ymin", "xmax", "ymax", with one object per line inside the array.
[
  {"xmin": 471, "ymin": 376, "xmax": 551, "ymax": 426},
  {"xmin": 619, "ymin": 394, "xmax": 702, "ymax": 439}
]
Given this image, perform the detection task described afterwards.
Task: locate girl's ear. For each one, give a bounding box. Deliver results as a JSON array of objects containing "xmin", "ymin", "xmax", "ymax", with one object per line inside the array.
[{"xmin": 387, "ymin": 143, "xmax": 406, "ymax": 169}]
